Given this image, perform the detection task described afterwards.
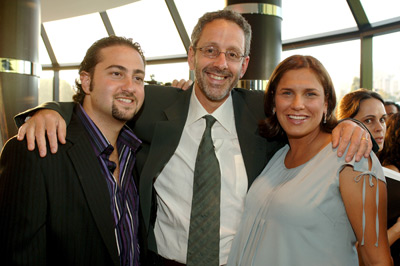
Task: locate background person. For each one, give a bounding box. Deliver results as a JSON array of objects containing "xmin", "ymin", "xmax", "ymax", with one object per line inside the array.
[
  {"xmin": 378, "ymin": 113, "xmax": 400, "ymax": 265},
  {"xmin": 337, "ymin": 89, "xmax": 400, "ymax": 265},
  {"xmin": 384, "ymin": 101, "xmax": 400, "ymax": 118},
  {"xmin": 378, "ymin": 112, "xmax": 400, "ymax": 172},
  {"xmin": 337, "ymin": 89, "xmax": 387, "ymax": 152}
]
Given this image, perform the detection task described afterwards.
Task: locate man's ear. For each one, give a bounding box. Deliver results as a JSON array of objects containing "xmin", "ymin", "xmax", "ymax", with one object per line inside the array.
[
  {"xmin": 188, "ymin": 46, "xmax": 195, "ymax": 71},
  {"xmin": 239, "ymin": 56, "xmax": 250, "ymax": 79},
  {"xmin": 80, "ymin": 71, "xmax": 91, "ymax": 94}
]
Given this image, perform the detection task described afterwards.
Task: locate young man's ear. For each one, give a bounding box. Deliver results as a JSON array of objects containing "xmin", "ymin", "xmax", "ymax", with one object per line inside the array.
[{"xmin": 80, "ymin": 71, "xmax": 91, "ymax": 94}]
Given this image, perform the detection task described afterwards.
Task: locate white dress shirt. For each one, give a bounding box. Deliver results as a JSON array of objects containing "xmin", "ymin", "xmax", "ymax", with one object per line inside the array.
[{"xmin": 153, "ymin": 89, "xmax": 248, "ymax": 264}]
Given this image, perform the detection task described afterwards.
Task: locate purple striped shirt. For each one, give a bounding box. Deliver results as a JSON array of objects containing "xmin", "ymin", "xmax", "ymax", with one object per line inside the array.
[{"xmin": 76, "ymin": 104, "xmax": 141, "ymax": 266}]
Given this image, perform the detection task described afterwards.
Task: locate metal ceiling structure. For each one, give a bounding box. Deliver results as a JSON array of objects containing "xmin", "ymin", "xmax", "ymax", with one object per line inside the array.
[
  {"xmin": 40, "ymin": 0, "xmax": 400, "ymax": 69},
  {"xmin": 37, "ymin": 0, "xmax": 400, "ymax": 101}
]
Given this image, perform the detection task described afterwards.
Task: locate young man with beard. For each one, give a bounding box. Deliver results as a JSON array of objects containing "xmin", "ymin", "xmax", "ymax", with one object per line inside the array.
[
  {"xmin": 14, "ymin": 10, "xmax": 372, "ymax": 266},
  {"xmin": 0, "ymin": 36, "xmax": 145, "ymax": 266}
]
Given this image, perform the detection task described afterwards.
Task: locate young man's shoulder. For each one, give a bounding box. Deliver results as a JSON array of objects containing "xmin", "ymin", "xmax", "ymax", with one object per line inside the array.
[
  {"xmin": 232, "ymin": 87, "xmax": 264, "ymax": 100},
  {"xmin": 0, "ymin": 136, "xmax": 46, "ymax": 170},
  {"xmin": 144, "ymin": 84, "xmax": 183, "ymax": 96},
  {"xmin": 231, "ymin": 87, "xmax": 264, "ymax": 114},
  {"xmin": 142, "ymin": 84, "xmax": 190, "ymax": 110}
]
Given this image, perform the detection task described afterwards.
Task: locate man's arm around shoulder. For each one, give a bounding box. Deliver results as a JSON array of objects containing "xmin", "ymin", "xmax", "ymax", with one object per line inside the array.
[
  {"xmin": 14, "ymin": 101, "xmax": 75, "ymax": 128},
  {"xmin": 15, "ymin": 101, "xmax": 75, "ymax": 157}
]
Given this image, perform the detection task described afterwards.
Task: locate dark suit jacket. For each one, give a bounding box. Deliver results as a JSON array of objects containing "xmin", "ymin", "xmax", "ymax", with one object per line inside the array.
[
  {"xmin": 1, "ymin": 111, "xmax": 120, "ymax": 265},
  {"xmin": 130, "ymin": 85, "xmax": 283, "ymax": 252},
  {"xmin": 14, "ymin": 85, "xmax": 284, "ymax": 256},
  {"xmin": 386, "ymin": 176, "xmax": 400, "ymax": 265}
]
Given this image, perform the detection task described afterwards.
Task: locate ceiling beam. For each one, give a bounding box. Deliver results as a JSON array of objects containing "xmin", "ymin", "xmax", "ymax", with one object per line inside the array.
[
  {"xmin": 41, "ymin": 54, "xmax": 189, "ymax": 71},
  {"xmin": 41, "ymin": 24, "xmax": 59, "ymax": 67},
  {"xmin": 346, "ymin": 0, "xmax": 370, "ymax": 31},
  {"xmin": 283, "ymin": 18, "xmax": 400, "ymax": 51},
  {"xmin": 100, "ymin": 11, "xmax": 115, "ymax": 36},
  {"xmin": 165, "ymin": 0, "xmax": 191, "ymax": 52}
]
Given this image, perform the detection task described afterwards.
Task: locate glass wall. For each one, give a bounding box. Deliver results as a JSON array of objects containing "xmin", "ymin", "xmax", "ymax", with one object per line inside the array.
[
  {"xmin": 39, "ymin": 70, "xmax": 77, "ymax": 104},
  {"xmin": 146, "ymin": 62, "xmax": 190, "ymax": 85},
  {"xmin": 43, "ymin": 13, "xmax": 107, "ymax": 64},
  {"xmin": 39, "ymin": 70, "xmax": 54, "ymax": 104},
  {"xmin": 373, "ymin": 31, "xmax": 400, "ymax": 102},
  {"xmin": 59, "ymin": 70, "xmax": 79, "ymax": 102},
  {"xmin": 282, "ymin": 40, "xmax": 361, "ymax": 101},
  {"xmin": 36, "ymin": 0, "xmax": 400, "ymax": 104},
  {"xmin": 281, "ymin": 0, "xmax": 356, "ymax": 40}
]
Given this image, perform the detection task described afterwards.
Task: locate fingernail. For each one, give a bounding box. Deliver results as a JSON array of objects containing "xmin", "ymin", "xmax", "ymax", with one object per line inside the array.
[{"xmin": 338, "ymin": 152, "xmax": 343, "ymax": 157}]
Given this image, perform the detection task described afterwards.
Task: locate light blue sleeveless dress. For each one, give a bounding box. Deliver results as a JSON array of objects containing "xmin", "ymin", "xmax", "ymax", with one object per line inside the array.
[{"xmin": 227, "ymin": 144, "xmax": 385, "ymax": 266}]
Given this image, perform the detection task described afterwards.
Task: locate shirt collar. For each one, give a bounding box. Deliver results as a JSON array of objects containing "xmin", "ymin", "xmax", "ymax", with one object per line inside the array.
[
  {"xmin": 75, "ymin": 104, "xmax": 141, "ymax": 157},
  {"xmin": 186, "ymin": 87, "xmax": 235, "ymax": 134}
]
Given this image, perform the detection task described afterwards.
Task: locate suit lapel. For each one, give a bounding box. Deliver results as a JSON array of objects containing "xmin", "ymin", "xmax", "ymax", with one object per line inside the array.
[
  {"xmin": 147, "ymin": 89, "xmax": 191, "ymax": 176},
  {"xmin": 66, "ymin": 115, "xmax": 120, "ymax": 266},
  {"xmin": 232, "ymin": 90, "xmax": 268, "ymax": 187},
  {"xmin": 140, "ymin": 88, "xmax": 191, "ymax": 232}
]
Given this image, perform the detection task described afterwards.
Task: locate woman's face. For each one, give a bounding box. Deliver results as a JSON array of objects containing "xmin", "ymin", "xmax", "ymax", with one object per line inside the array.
[
  {"xmin": 274, "ymin": 68, "xmax": 327, "ymax": 140},
  {"xmin": 353, "ymin": 98, "xmax": 387, "ymax": 151}
]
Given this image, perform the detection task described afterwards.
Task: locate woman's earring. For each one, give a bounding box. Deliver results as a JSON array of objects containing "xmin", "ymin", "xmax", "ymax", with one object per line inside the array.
[{"xmin": 323, "ymin": 113, "xmax": 327, "ymax": 124}]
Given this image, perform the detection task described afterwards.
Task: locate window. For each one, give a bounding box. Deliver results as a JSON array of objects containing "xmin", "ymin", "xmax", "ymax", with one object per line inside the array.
[
  {"xmin": 282, "ymin": 0, "xmax": 356, "ymax": 41},
  {"xmin": 43, "ymin": 13, "xmax": 107, "ymax": 64},
  {"xmin": 361, "ymin": 0, "xmax": 400, "ymax": 24},
  {"xmin": 373, "ymin": 32, "xmax": 400, "ymax": 101},
  {"xmin": 282, "ymin": 40, "xmax": 360, "ymax": 101}
]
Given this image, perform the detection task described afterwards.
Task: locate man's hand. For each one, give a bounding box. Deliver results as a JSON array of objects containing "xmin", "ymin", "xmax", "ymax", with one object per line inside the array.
[
  {"xmin": 332, "ymin": 120, "xmax": 372, "ymax": 162},
  {"xmin": 17, "ymin": 109, "xmax": 66, "ymax": 157},
  {"xmin": 171, "ymin": 79, "xmax": 193, "ymax": 90}
]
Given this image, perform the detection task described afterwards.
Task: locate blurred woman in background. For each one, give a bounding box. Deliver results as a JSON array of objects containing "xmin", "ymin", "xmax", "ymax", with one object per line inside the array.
[
  {"xmin": 337, "ymin": 89, "xmax": 400, "ymax": 265},
  {"xmin": 378, "ymin": 113, "xmax": 400, "ymax": 265},
  {"xmin": 336, "ymin": 89, "xmax": 387, "ymax": 152},
  {"xmin": 378, "ymin": 113, "xmax": 400, "ymax": 172}
]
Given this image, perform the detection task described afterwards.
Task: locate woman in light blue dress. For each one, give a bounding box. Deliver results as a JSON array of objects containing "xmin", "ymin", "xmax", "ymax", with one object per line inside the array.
[{"xmin": 227, "ymin": 55, "xmax": 392, "ymax": 266}]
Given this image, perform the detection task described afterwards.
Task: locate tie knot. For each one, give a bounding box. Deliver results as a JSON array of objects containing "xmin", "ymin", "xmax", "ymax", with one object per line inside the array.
[{"xmin": 204, "ymin": 115, "xmax": 217, "ymax": 129}]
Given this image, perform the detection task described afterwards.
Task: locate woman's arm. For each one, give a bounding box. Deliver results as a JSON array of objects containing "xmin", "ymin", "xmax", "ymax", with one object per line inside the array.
[{"xmin": 340, "ymin": 163, "xmax": 393, "ymax": 266}]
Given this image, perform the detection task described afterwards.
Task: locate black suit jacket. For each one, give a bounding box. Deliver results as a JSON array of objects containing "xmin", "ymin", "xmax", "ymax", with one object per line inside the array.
[
  {"xmin": 130, "ymin": 85, "xmax": 283, "ymax": 252},
  {"xmin": 1, "ymin": 111, "xmax": 120, "ymax": 265},
  {"xmin": 14, "ymin": 85, "xmax": 284, "ymax": 256},
  {"xmin": 386, "ymin": 175, "xmax": 400, "ymax": 265}
]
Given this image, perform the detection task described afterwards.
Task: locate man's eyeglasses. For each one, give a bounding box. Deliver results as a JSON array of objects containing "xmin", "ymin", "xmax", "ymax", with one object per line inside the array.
[{"xmin": 195, "ymin": 46, "xmax": 246, "ymax": 62}]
